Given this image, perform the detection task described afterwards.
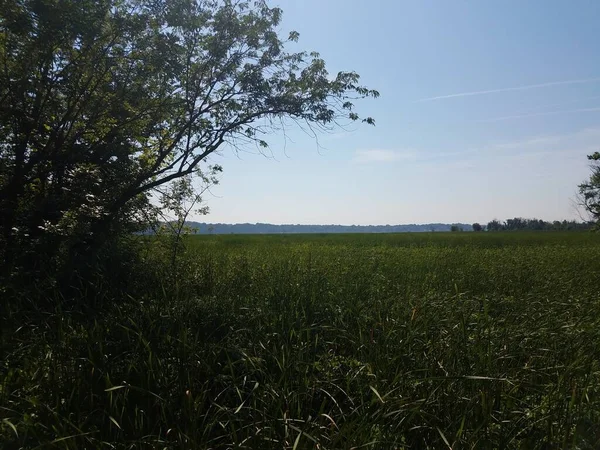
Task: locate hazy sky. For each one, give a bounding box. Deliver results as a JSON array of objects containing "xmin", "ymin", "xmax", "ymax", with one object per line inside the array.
[{"xmin": 201, "ymin": 0, "xmax": 600, "ymax": 225}]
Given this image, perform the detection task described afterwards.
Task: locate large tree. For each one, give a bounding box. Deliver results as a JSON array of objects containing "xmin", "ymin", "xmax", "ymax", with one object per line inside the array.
[{"xmin": 0, "ymin": 0, "xmax": 378, "ymax": 270}]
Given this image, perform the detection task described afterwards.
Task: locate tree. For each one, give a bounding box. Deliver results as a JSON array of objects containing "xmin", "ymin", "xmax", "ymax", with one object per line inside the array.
[
  {"xmin": 472, "ymin": 223, "xmax": 483, "ymax": 232},
  {"xmin": 450, "ymin": 225, "xmax": 463, "ymax": 232},
  {"xmin": 0, "ymin": 0, "xmax": 378, "ymax": 275},
  {"xmin": 154, "ymin": 165, "xmax": 222, "ymax": 270},
  {"xmin": 487, "ymin": 219, "xmax": 502, "ymax": 232},
  {"xmin": 578, "ymin": 152, "xmax": 600, "ymax": 225}
]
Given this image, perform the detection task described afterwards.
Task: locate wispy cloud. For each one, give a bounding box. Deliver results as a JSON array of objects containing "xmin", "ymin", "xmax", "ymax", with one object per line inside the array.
[
  {"xmin": 528, "ymin": 94, "xmax": 600, "ymax": 111},
  {"xmin": 413, "ymin": 128, "xmax": 600, "ymax": 174},
  {"xmin": 352, "ymin": 149, "xmax": 416, "ymax": 163},
  {"xmin": 489, "ymin": 127, "xmax": 600, "ymax": 155},
  {"xmin": 326, "ymin": 131, "xmax": 353, "ymax": 141},
  {"xmin": 415, "ymin": 77, "xmax": 600, "ymax": 102},
  {"xmin": 477, "ymin": 107, "xmax": 600, "ymax": 123}
]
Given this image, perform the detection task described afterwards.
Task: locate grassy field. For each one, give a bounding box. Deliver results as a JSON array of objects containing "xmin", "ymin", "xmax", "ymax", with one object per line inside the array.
[{"xmin": 2, "ymin": 232, "xmax": 600, "ymax": 448}]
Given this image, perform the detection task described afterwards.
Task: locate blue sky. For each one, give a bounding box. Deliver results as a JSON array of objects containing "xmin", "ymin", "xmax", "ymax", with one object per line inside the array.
[{"xmin": 203, "ymin": 0, "xmax": 600, "ymax": 225}]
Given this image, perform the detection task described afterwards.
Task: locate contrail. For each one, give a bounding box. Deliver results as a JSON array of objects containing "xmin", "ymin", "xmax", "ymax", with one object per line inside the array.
[
  {"xmin": 478, "ymin": 107, "xmax": 600, "ymax": 123},
  {"xmin": 415, "ymin": 77, "xmax": 600, "ymax": 102}
]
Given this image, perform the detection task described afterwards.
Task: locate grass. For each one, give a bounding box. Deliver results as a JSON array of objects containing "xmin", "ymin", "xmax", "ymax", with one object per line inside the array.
[{"xmin": 2, "ymin": 232, "xmax": 600, "ymax": 448}]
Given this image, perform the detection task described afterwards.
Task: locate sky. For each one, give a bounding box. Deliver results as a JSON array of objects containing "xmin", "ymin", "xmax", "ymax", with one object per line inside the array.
[{"xmin": 200, "ymin": 0, "xmax": 600, "ymax": 225}]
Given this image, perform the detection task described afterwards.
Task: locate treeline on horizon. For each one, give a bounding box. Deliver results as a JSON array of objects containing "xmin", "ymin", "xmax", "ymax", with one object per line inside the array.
[
  {"xmin": 183, "ymin": 218, "xmax": 591, "ymax": 234},
  {"xmin": 185, "ymin": 222, "xmax": 471, "ymax": 234},
  {"xmin": 484, "ymin": 217, "xmax": 591, "ymax": 232}
]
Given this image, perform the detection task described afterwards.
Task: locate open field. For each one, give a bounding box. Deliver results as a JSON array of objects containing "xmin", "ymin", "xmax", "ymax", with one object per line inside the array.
[{"xmin": 2, "ymin": 232, "xmax": 600, "ymax": 448}]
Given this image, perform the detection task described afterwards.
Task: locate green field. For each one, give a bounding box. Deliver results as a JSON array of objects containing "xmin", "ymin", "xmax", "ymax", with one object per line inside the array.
[{"xmin": 3, "ymin": 232, "xmax": 600, "ymax": 448}]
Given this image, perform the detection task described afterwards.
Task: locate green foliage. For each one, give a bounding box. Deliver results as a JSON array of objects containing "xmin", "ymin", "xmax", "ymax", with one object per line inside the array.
[
  {"xmin": 579, "ymin": 152, "xmax": 600, "ymax": 225},
  {"xmin": 472, "ymin": 222, "xmax": 483, "ymax": 232},
  {"xmin": 152, "ymin": 164, "xmax": 223, "ymax": 271},
  {"xmin": 487, "ymin": 217, "xmax": 590, "ymax": 232},
  {"xmin": 2, "ymin": 232, "xmax": 600, "ymax": 448},
  {"xmin": 0, "ymin": 0, "xmax": 378, "ymax": 282}
]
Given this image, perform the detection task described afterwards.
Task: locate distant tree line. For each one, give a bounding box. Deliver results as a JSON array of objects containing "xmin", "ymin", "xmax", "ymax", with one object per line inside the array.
[
  {"xmin": 172, "ymin": 220, "xmax": 591, "ymax": 235},
  {"xmin": 188, "ymin": 222, "xmax": 472, "ymax": 234},
  {"xmin": 482, "ymin": 218, "xmax": 591, "ymax": 232}
]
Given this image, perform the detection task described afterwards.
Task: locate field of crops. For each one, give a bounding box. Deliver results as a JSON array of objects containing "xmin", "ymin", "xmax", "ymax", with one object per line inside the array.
[{"xmin": 3, "ymin": 232, "xmax": 600, "ymax": 448}]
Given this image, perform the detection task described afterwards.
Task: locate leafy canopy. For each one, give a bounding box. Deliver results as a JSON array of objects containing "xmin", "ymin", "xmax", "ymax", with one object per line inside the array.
[{"xmin": 0, "ymin": 0, "xmax": 378, "ymax": 268}]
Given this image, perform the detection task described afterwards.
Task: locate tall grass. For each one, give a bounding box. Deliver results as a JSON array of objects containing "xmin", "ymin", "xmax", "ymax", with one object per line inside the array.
[{"xmin": 2, "ymin": 232, "xmax": 600, "ymax": 448}]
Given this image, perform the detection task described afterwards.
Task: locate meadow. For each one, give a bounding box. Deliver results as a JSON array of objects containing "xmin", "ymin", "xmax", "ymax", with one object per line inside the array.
[{"xmin": 2, "ymin": 232, "xmax": 600, "ymax": 448}]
